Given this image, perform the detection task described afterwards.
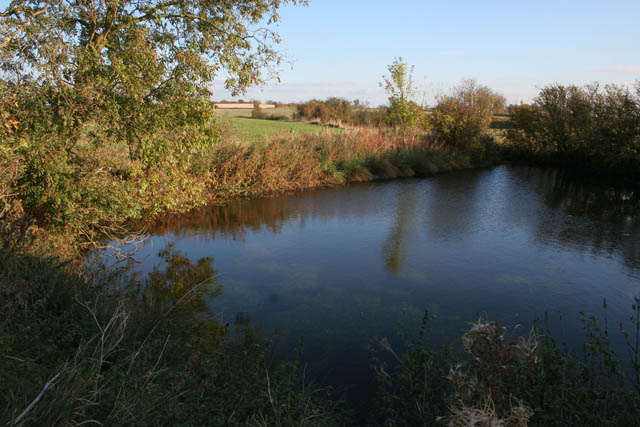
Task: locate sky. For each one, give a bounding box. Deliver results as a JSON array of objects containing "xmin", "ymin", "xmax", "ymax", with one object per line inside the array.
[
  {"xmin": 212, "ymin": 0, "xmax": 640, "ymax": 106},
  {"xmin": 2, "ymin": 0, "xmax": 638, "ymax": 106}
]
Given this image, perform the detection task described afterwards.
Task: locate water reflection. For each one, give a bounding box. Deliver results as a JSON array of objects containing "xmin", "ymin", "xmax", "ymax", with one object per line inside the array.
[
  {"xmin": 422, "ymin": 168, "xmax": 484, "ymax": 242},
  {"xmin": 500, "ymin": 166, "xmax": 640, "ymax": 272},
  {"xmin": 110, "ymin": 165, "xmax": 640, "ymax": 421},
  {"xmin": 148, "ymin": 166, "xmax": 640, "ymax": 276},
  {"xmin": 382, "ymin": 183, "xmax": 418, "ymax": 274}
]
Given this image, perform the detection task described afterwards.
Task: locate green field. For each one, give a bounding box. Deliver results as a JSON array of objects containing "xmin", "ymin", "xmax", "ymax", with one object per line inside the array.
[{"xmin": 223, "ymin": 117, "xmax": 342, "ymax": 143}]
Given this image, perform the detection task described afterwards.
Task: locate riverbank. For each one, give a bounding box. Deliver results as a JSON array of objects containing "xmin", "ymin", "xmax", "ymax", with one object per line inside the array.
[
  {"xmin": 190, "ymin": 129, "xmax": 500, "ymax": 205},
  {"xmin": 0, "ymin": 128, "xmax": 499, "ymax": 425},
  {"xmin": 503, "ymin": 83, "xmax": 640, "ymax": 185},
  {"xmin": 2, "ymin": 127, "xmax": 500, "ymax": 258},
  {"xmin": 4, "ymin": 130, "xmax": 639, "ymax": 425}
]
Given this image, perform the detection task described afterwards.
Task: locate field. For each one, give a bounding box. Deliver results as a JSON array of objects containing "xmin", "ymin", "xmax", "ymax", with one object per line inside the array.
[
  {"xmin": 214, "ymin": 106, "xmax": 297, "ymax": 119},
  {"xmin": 222, "ymin": 116, "xmax": 342, "ymax": 143}
]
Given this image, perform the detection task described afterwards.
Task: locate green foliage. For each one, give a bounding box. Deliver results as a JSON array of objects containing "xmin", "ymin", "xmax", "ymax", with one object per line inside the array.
[
  {"xmin": 431, "ymin": 79, "xmax": 506, "ymax": 149},
  {"xmin": 506, "ymin": 83, "xmax": 640, "ymax": 178},
  {"xmin": 381, "ymin": 57, "xmax": 422, "ymax": 134},
  {"xmin": 0, "ymin": 0, "xmax": 310, "ymax": 240},
  {"xmin": 371, "ymin": 311, "xmax": 452, "ymax": 426}
]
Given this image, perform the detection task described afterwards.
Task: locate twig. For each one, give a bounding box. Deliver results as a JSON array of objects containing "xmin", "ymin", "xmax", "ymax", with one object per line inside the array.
[
  {"xmin": 12, "ymin": 371, "xmax": 62, "ymax": 425},
  {"xmin": 265, "ymin": 368, "xmax": 276, "ymax": 414},
  {"xmin": 0, "ymin": 3, "xmax": 50, "ymax": 50}
]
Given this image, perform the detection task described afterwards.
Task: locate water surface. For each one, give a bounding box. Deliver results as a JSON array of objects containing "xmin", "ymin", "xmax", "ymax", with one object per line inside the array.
[{"xmin": 110, "ymin": 165, "xmax": 640, "ymax": 407}]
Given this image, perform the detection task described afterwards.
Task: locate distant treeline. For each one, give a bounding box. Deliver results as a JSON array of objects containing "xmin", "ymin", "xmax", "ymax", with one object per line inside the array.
[
  {"xmin": 293, "ymin": 80, "xmax": 506, "ymax": 141},
  {"xmin": 294, "ymin": 97, "xmax": 386, "ymax": 127},
  {"xmin": 506, "ymin": 83, "xmax": 640, "ymax": 180},
  {"xmin": 215, "ymin": 99, "xmax": 297, "ymax": 108}
]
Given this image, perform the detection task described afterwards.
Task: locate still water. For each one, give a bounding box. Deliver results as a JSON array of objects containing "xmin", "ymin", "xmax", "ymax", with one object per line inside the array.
[{"xmin": 112, "ymin": 164, "xmax": 640, "ymax": 404}]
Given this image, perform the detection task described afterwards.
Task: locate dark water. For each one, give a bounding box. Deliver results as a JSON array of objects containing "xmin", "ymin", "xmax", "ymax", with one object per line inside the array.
[{"xmin": 108, "ymin": 164, "xmax": 640, "ymax": 409}]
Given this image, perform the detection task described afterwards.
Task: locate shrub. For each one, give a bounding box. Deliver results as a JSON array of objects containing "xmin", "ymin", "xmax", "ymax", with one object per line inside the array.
[
  {"xmin": 507, "ymin": 83, "xmax": 640, "ymax": 177},
  {"xmin": 431, "ymin": 79, "xmax": 506, "ymax": 149}
]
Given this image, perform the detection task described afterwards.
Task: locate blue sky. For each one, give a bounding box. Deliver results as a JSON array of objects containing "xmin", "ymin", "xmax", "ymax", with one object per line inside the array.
[
  {"xmin": 2, "ymin": 0, "xmax": 638, "ymax": 105},
  {"xmin": 218, "ymin": 0, "xmax": 640, "ymax": 105}
]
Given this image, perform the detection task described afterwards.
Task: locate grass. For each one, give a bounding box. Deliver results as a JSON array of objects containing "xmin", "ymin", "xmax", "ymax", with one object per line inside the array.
[
  {"xmin": 224, "ymin": 117, "xmax": 342, "ymax": 143},
  {"xmin": 215, "ymin": 105, "xmax": 344, "ymax": 143}
]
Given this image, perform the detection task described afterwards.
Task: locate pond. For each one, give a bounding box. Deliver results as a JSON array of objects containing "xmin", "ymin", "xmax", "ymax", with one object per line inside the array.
[{"xmin": 107, "ymin": 164, "xmax": 640, "ymax": 411}]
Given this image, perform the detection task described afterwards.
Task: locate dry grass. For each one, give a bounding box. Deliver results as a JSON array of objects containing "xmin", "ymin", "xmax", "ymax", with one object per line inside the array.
[{"xmin": 203, "ymin": 128, "xmax": 458, "ymax": 205}]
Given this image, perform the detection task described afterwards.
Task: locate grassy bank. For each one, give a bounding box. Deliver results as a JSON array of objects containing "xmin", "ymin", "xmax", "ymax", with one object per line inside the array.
[
  {"xmin": 203, "ymin": 129, "xmax": 499, "ymax": 204},
  {"xmin": 7, "ymin": 125, "xmax": 639, "ymax": 425},
  {"xmin": 1, "ymin": 127, "xmax": 498, "ymax": 424}
]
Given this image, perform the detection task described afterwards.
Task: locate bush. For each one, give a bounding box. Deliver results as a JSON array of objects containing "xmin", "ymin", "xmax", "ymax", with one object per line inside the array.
[
  {"xmin": 431, "ymin": 80, "xmax": 506, "ymax": 149},
  {"xmin": 265, "ymin": 113, "xmax": 288, "ymax": 121},
  {"xmin": 506, "ymin": 83, "xmax": 640, "ymax": 178}
]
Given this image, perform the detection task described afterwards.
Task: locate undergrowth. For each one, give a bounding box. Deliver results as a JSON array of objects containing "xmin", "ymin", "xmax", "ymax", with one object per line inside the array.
[
  {"xmin": 0, "ymin": 245, "xmax": 345, "ymax": 426},
  {"xmin": 372, "ymin": 307, "xmax": 640, "ymax": 426}
]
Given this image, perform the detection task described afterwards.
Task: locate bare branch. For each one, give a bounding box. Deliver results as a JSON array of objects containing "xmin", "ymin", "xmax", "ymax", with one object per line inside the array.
[{"xmin": 0, "ymin": 3, "xmax": 50, "ymax": 50}]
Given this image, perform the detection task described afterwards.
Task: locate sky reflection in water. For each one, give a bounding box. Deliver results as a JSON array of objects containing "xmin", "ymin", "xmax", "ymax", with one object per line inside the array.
[{"xmin": 112, "ymin": 165, "xmax": 640, "ymax": 401}]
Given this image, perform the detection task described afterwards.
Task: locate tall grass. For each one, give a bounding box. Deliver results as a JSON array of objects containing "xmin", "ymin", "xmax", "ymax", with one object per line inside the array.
[{"xmin": 203, "ymin": 128, "xmax": 498, "ymax": 205}]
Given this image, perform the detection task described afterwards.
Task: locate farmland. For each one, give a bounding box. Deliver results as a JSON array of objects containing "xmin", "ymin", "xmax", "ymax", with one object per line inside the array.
[
  {"xmin": 215, "ymin": 104, "xmax": 343, "ymax": 142},
  {"xmin": 214, "ymin": 106, "xmax": 297, "ymax": 119}
]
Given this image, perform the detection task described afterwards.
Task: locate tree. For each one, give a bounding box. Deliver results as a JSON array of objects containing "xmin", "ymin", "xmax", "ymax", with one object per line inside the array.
[
  {"xmin": 324, "ymin": 97, "xmax": 352, "ymax": 124},
  {"xmin": 251, "ymin": 99, "xmax": 264, "ymax": 119},
  {"xmin": 0, "ymin": 0, "xmax": 307, "ymax": 161},
  {"xmin": 381, "ymin": 57, "xmax": 421, "ymax": 137},
  {"xmin": 431, "ymin": 79, "xmax": 505, "ymax": 149},
  {"xmin": 508, "ymin": 83, "xmax": 640, "ymax": 173}
]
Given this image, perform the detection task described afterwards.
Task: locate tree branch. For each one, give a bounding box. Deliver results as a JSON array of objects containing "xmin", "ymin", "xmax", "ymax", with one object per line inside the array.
[{"xmin": 0, "ymin": 3, "xmax": 50, "ymax": 50}]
